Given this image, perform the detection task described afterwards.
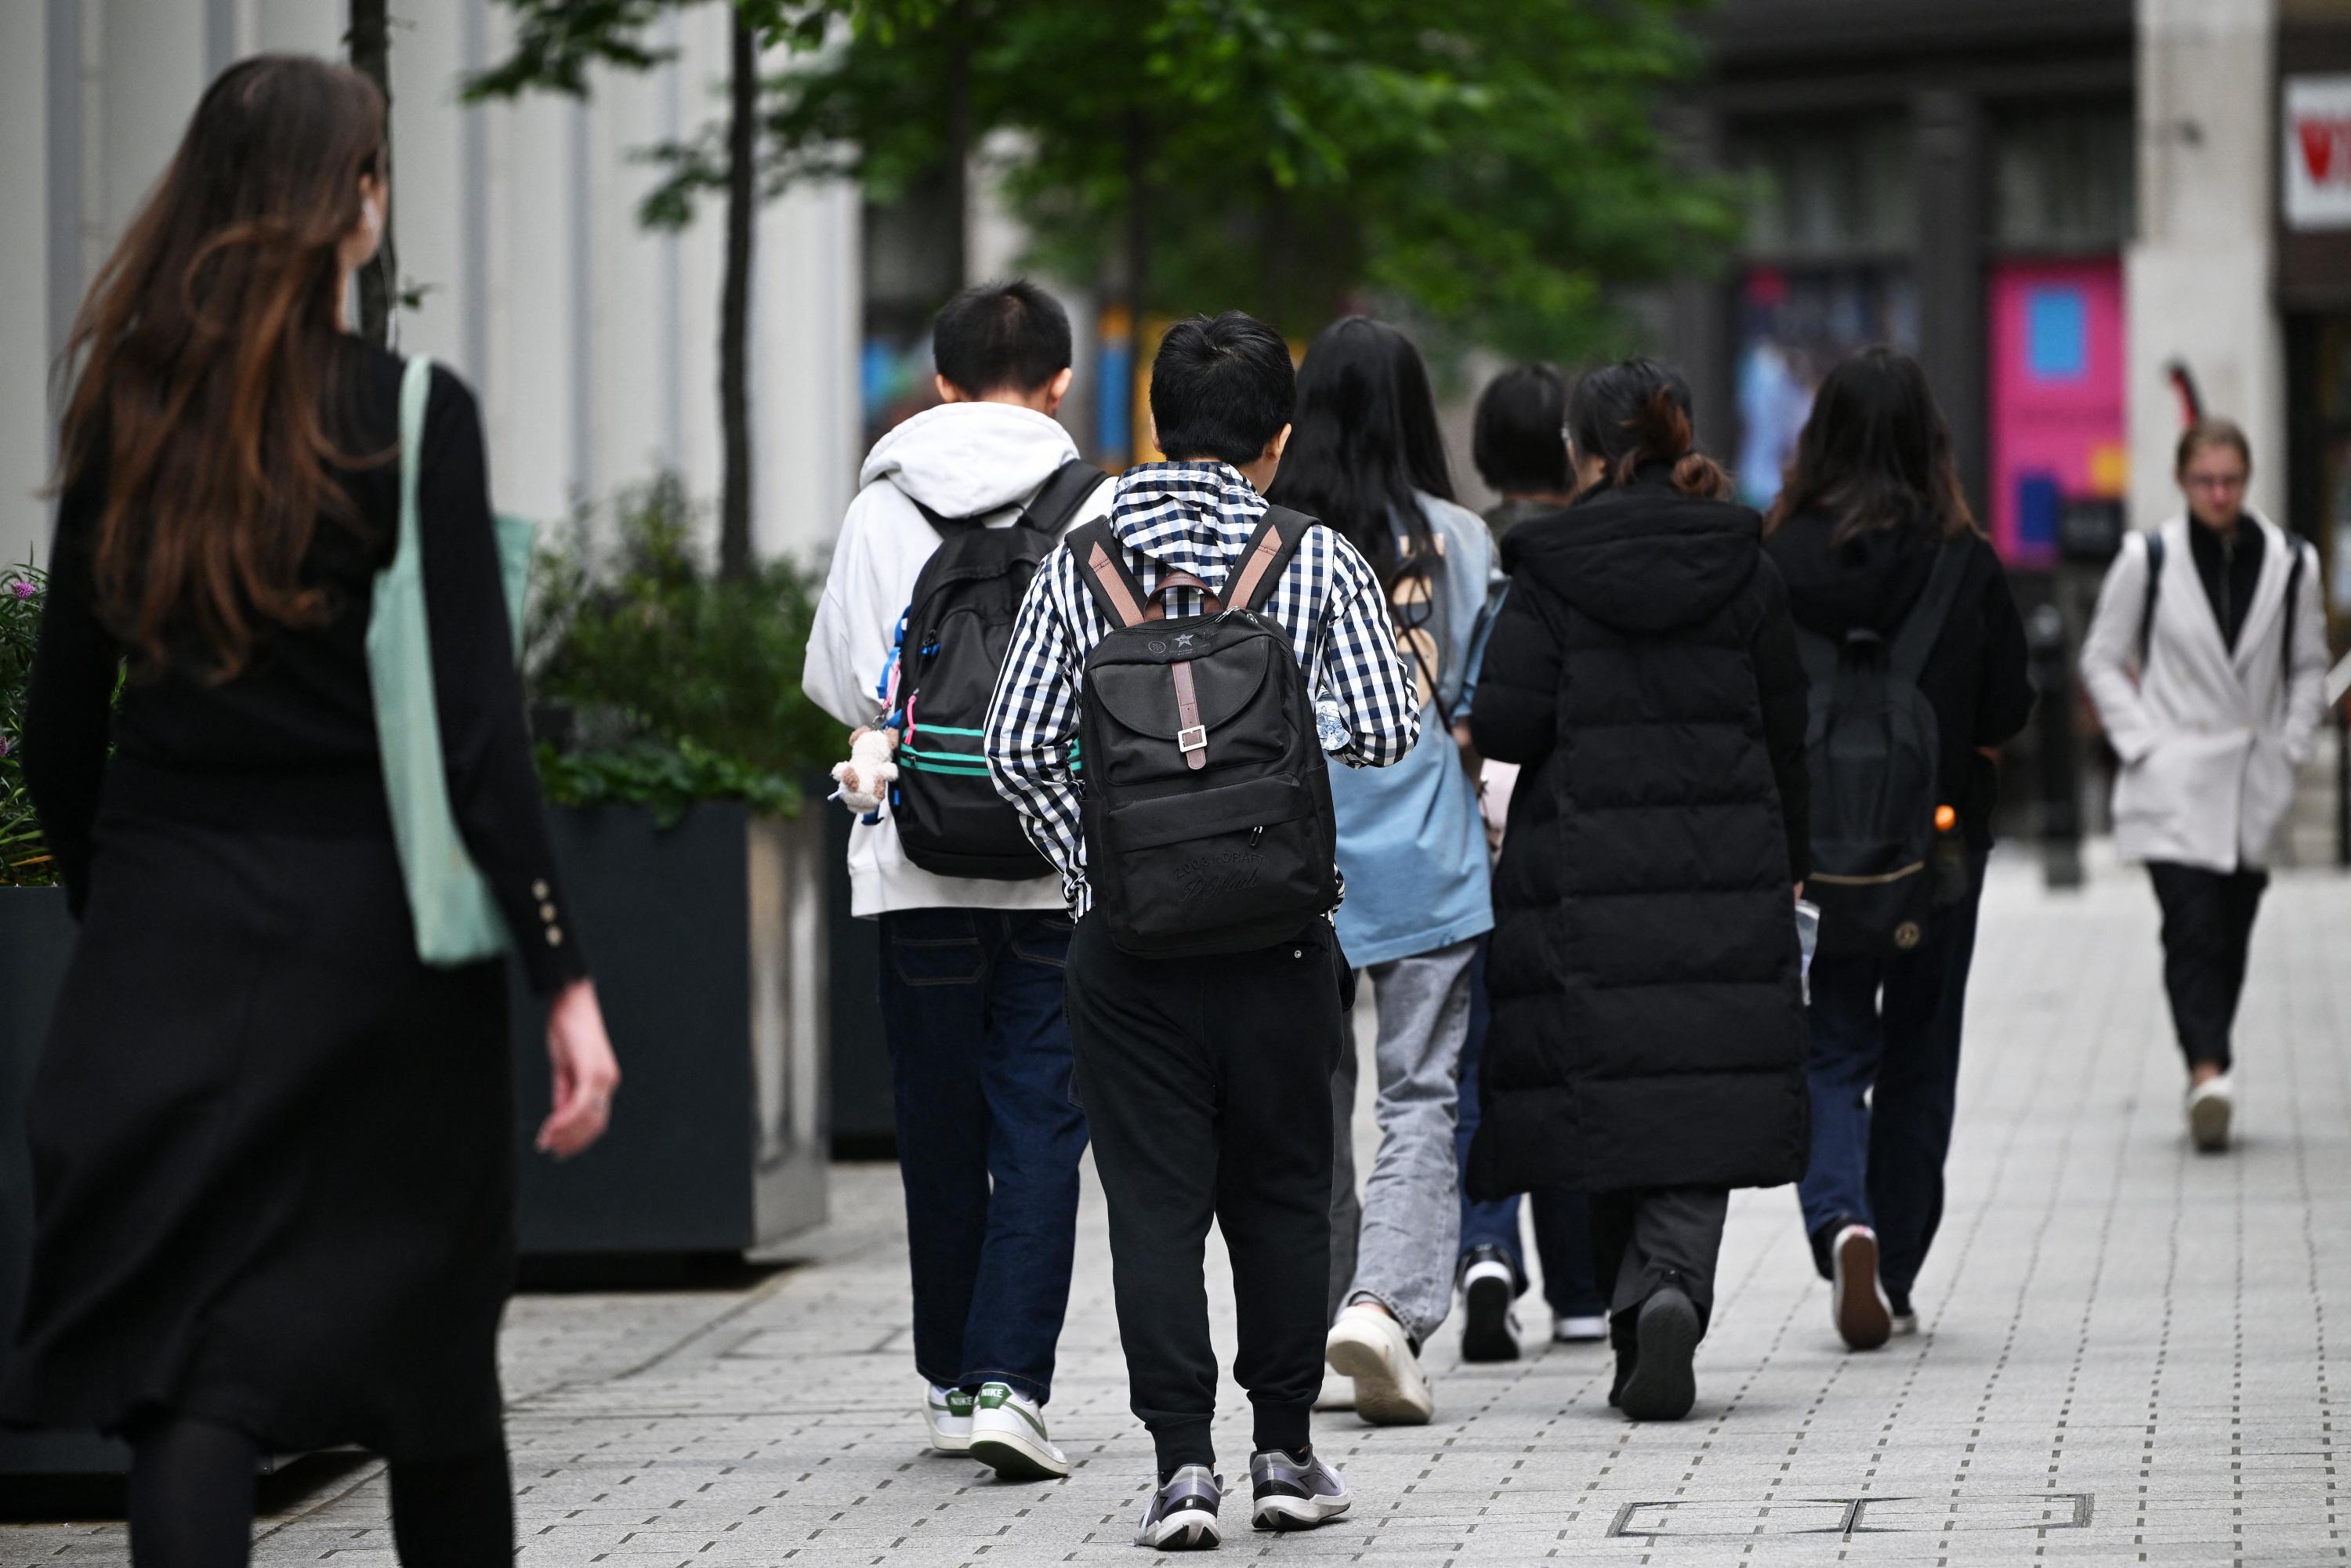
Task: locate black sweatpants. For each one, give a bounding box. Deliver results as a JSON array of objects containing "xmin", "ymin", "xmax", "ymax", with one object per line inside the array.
[
  {"xmin": 1064, "ymin": 911, "xmax": 1345, "ymax": 1474},
  {"xmin": 2148, "ymin": 862, "xmax": 2268, "ymax": 1074},
  {"xmin": 1589, "ymin": 1187, "xmax": 1730, "ymax": 1330}
]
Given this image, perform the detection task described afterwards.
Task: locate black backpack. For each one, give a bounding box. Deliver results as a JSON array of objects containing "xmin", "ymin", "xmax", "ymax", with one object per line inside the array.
[
  {"xmin": 1068, "ymin": 506, "xmax": 1339, "ymax": 958},
  {"xmin": 1798, "ymin": 541, "xmax": 1966, "ymax": 959},
  {"xmin": 889, "ymin": 458, "xmax": 1109, "ymax": 879}
]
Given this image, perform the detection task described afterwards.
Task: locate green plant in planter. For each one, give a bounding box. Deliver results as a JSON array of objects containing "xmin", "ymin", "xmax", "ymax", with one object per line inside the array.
[
  {"xmin": 528, "ymin": 476, "xmax": 839, "ymax": 824},
  {"xmin": 0, "ymin": 566, "xmax": 55, "ymax": 885}
]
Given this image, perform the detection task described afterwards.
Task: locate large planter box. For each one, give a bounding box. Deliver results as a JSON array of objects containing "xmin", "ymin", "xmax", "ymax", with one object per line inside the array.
[
  {"xmin": 0, "ymin": 887, "xmax": 130, "ymax": 1474},
  {"xmin": 510, "ymin": 803, "xmax": 830, "ymax": 1255}
]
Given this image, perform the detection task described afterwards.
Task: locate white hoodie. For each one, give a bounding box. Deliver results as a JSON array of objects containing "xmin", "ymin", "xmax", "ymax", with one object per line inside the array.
[{"xmin": 804, "ymin": 401, "xmax": 1113, "ymax": 916}]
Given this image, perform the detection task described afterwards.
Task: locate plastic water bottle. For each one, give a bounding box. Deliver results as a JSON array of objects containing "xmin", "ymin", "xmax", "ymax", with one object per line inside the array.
[{"xmin": 1313, "ymin": 693, "xmax": 1350, "ymax": 753}]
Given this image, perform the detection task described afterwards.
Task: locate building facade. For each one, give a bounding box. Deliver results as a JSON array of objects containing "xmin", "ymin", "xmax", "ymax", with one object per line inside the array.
[{"xmin": 0, "ymin": 0, "xmax": 864, "ymax": 574}]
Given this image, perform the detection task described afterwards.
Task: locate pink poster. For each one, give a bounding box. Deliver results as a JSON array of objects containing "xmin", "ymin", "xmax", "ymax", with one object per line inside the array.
[{"xmin": 1987, "ymin": 259, "xmax": 2126, "ymax": 565}]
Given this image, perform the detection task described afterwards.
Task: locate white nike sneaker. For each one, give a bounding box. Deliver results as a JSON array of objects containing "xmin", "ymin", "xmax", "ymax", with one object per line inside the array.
[
  {"xmin": 1325, "ymin": 1302, "xmax": 1434, "ymax": 1425},
  {"xmin": 1552, "ymin": 1313, "xmax": 1609, "ymax": 1342},
  {"xmin": 968, "ymin": 1382, "xmax": 1070, "ymax": 1480},
  {"xmin": 924, "ymin": 1384, "xmax": 973, "ymax": 1454}
]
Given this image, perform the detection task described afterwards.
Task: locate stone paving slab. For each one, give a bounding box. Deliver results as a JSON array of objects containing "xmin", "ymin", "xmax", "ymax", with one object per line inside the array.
[{"xmin": 3, "ymin": 850, "xmax": 2349, "ymax": 1565}]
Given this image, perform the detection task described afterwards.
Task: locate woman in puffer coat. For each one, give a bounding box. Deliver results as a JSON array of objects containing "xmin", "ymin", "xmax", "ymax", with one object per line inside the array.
[{"xmin": 1466, "ymin": 359, "xmax": 1811, "ymax": 1423}]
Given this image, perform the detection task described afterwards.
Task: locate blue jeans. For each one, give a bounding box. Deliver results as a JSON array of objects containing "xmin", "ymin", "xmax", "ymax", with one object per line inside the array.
[
  {"xmin": 878, "ymin": 908, "xmax": 1087, "ymax": 1405},
  {"xmin": 1454, "ymin": 937, "xmax": 1602, "ymax": 1317},
  {"xmin": 1797, "ymin": 853, "xmax": 1988, "ymax": 1301}
]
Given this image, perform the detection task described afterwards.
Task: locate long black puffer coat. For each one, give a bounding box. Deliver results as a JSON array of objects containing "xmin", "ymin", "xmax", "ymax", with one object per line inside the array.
[{"xmin": 1465, "ymin": 471, "xmax": 1813, "ymax": 1199}]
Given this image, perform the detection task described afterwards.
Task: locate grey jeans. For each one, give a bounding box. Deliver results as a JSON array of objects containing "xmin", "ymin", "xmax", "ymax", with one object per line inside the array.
[{"xmin": 1327, "ymin": 936, "xmax": 1478, "ymax": 1346}]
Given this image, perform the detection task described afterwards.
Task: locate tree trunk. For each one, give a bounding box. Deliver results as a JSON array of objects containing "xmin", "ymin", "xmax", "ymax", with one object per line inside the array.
[
  {"xmin": 348, "ymin": 0, "xmax": 397, "ymax": 347},
  {"xmin": 941, "ymin": 0, "xmax": 971, "ymax": 294},
  {"xmin": 718, "ymin": 8, "xmax": 757, "ymax": 580}
]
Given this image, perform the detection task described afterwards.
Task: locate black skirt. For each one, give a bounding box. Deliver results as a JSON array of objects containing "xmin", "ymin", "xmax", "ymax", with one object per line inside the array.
[{"xmin": 0, "ymin": 806, "xmax": 514, "ymax": 1459}]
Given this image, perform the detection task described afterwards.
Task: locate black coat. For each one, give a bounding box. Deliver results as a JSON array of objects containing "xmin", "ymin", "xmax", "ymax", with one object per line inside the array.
[
  {"xmin": 1465, "ymin": 474, "xmax": 1813, "ymax": 1199},
  {"xmin": 1764, "ymin": 510, "xmax": 2036, "ymax": 850}
]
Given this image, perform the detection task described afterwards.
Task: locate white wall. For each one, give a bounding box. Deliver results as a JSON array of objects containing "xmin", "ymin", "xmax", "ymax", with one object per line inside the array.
[
  {"xmin": 0, "ymin": 0, "xmax": 863, "ymax": 572},
  {"xmin": 2128, "ymin": 0, "xmax": 2287, "ymax": 530}
]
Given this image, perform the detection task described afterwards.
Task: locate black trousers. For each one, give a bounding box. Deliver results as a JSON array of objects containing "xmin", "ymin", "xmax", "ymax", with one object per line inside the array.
[
  {"xmin": 1589, "ymin": 1187, "xmax": 1730, "ymax": 1331},
  {"xmin": 1064, "ymin": 911, "xmax": 1345, "ymax": 1473},
  {"xmin": 2148, "ymin": 862, "xmax": 2268, "ymax": 1074}
]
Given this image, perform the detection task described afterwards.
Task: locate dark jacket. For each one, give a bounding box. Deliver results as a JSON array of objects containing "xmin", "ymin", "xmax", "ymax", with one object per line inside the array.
[
  {"xmin": 1763, "ymin": 511, "xmax": 2035, "ymax": 851},
  {"xmin": 1465, "ymin": 473, "xmax": 1813, "ymax": 1200}
]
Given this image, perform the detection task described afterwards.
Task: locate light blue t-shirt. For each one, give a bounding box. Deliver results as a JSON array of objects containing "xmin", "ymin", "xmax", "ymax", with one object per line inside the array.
[{"xmin": 1328, "ymin": 492, "xmax": 1505, "ymax": 967}]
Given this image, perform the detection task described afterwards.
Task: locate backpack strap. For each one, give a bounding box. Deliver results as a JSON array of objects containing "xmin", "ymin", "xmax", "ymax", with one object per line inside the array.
[
  {"xmin": 1022, "ymin": 458, "xmax": 1111, "ymax": 536},
  {"xmin": 1230, "ymin": 505, "xmax": 1313, "ymax": 614},
  {"xmin": 2282, "ymin": 535, "xmax": 2309, "ymax": 692},
  {"xmin": 2138, "ymin": 531, "xmax": 2166, "ymax": 673},
  {"xmin": 1070, "ymin": 518, "xmax": 1151, "ymax": 629},
  {"xmin": 1888, "ymin": 541, "xmax": 1969, "ymax": 686}
]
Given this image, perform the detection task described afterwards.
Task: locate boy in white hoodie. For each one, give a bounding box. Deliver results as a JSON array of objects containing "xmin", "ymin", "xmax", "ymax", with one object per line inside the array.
[{"xmin": 803, "ymin": 282, "xmax": 1111, "ymax": 1480}]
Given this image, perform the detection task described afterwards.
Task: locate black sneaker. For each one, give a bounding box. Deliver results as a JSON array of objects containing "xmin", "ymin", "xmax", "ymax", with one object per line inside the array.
[
  {"xmin": 1607, "ymin": 1309, "xmax": 1638, "ymax": 1407},
  {"xmin": 1135, "ymin": 1465, "xmax": 1222, "ymax": 1550},
  {"xmin": 1458, "ymin": 1245, "xmax": 1522, "ymax": 1363},
  {"xmin": 1616, "ymin": 1284, "xmax": 1700, "ymax": 1422},
  {"xmin": 1248, "ymin": 1447, "xmax": 1349, "ymax": 1531}
]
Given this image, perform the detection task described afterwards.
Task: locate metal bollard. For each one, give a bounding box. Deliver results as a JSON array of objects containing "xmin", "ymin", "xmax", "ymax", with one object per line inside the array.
[{"xmin": 2028, "ymin": 603, "xmax": 2084, "ymax": 889}]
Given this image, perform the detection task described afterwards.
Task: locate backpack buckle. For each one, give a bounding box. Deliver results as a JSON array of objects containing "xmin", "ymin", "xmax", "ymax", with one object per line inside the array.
[{"xmin": 1177, "ymin": 725, "xmax": 1208, "ymax": 754}]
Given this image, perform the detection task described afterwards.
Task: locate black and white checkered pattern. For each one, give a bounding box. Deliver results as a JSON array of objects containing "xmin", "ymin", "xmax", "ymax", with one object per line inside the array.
[{"xmin": 984, "ymin": 461, "xmax": 1422, "ymax": 917}]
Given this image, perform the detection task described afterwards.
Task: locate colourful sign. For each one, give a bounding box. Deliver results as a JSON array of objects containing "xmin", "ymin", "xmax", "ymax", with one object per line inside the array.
[{"xmin": 1988, "ymin": 259, "xmax": 2126, "ymax": 565}]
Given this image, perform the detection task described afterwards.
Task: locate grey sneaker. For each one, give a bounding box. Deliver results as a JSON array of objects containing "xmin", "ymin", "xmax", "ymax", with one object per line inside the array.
[
  {"xmin": 1135, "ymin": 1465, "xmax": 1223, "ymax": 1550},
  {"xmin": 1249, "ymin": 1448, "xmax": 1349, "ymax": 1531}
]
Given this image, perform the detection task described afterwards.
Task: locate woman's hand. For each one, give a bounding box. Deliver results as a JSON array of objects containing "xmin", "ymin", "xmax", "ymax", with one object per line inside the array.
[{"xmin": 538, "ymin": 979, "xmax": 619, "ymax": 1159}]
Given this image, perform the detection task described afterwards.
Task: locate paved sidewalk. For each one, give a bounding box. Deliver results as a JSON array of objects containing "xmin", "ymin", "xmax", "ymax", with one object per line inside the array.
[{"xmin": 5, "ymin": 852, "xmax": 2349, "ymax": 1564}]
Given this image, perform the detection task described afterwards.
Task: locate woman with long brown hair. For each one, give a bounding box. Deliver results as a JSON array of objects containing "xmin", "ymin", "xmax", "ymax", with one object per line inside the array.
[
  {"xmin": 0, "ymin": 56, "xmax": 618, "ymax": 1565},
  {"xmin": 1762, "ymin": 346, "xmax": 2031, "ymax": 1352}
]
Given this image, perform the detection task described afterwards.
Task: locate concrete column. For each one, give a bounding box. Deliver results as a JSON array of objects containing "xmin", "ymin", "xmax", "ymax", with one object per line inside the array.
[
  {"xmin": 0, "ymin": 4, "xmax": 55, "ymax": 568},
  {"xmin": 1916, "ymin": 89, "xmax": 1989, "ymax": 516},
  {"xmin": 386, "ymin": 0, "xmax": 473, "ymax": 373},
  {"xmin": 755, "ymin": 172, "xmax": 862, "ymax": 562},
  {"xmin": 2128, "ymin": 0, "xmax": 2284, "ymax": 529}
]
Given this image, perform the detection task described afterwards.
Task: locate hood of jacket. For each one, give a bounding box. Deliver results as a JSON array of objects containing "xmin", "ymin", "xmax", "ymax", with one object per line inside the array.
[
  {"xmin": 1104, "ymin": 461, "xmax": 1269, "ymax": 597},
  {"xmin": 1502, "ymin": 474, "xmax": 1763, "ymax": 635},
  {"xmin": 1765, "ymin": 507, "xmax": 1937, "ymax": 639},
  {"xmin": 857, "ymin": 400, "xmax": 1080, "ymax": 519}
]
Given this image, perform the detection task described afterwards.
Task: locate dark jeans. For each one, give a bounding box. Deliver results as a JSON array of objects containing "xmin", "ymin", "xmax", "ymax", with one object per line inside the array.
[
  {"xmin": 1065, "ymin": 911, "xmax": 1344, "ymax": 1474},
  {"xmin": 2148, "ymin": 862, "xmax": 2268, "ymax": 1074},
  {"xmin": 1454, "ymin": 937, "xmax": 1601, "ymax": 1316},
  {"xmin": 878, "ymin": 908, "xmax": 1088, "ymax": 1406},
  {"xmin": 1590, "ymin": 1187, "xmax": 1728, "ymax": 1327},
  {"xmin": 1797, "ymin": 853, "xmax": 1988, "ymax": 1300}
]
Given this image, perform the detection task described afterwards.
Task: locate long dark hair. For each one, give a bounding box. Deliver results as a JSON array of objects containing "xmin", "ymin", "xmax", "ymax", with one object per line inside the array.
[
  {"xmin": 1472, "ymin": 362, "xmax": 1571, "ymax": 496},
  {"xmin": 1764, "ymin": 347, "xmax": 1976, "ymax": 544},
  {"xmin": 1567, "ymin": 359, "xmax": 1732, "ymax": 502},
  {"xmin": 56, "ymin": 55, "xmax": 386, "ymax": 679},
  {"xmin": 1269, "ymin": 317, "xmax": 1453, "ymax": 588}
]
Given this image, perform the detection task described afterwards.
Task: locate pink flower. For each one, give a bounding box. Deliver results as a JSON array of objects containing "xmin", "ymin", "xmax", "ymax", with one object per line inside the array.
[{"xmin": 9, "ymin": 581, "xmax": 32, "ymax": 600}]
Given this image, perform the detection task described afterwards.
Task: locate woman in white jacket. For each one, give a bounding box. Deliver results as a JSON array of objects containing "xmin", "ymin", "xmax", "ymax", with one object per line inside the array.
[{"xmin": 2079, "ymin": 420, "xmax": 2328, "ymax": 1151}]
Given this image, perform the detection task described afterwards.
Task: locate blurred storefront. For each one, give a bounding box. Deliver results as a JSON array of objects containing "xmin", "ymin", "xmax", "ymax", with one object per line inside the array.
[
  {"xmin": 1675, "ymin": 0, "xmax": 2137, "ymax": 574},
  {"xmin": 2281, "ymin": 5, "xmax": 2351, "ymax": 631}
]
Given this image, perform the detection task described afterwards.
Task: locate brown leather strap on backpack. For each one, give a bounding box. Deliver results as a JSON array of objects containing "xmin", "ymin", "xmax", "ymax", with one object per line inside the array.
[
  {"xmin": 1085, "ymin": 540, "xmax": 1147, "ymax": 628},
  {"xmin": 1226, "ymin": 516, "xmax": 1290, "ymax": 610},
  {"xmin": 1171, "ymin": 659, "xmax": 1208, "ymax": 770},
  {"xmin": 1144, "ymin": 570, "xmax": 1222, "ymax": 621}
]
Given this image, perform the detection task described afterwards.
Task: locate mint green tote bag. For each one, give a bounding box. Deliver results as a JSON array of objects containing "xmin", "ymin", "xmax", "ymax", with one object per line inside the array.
[{"xmin": 367, "ymin": 355, "xmax": 534, "ymax": 965}]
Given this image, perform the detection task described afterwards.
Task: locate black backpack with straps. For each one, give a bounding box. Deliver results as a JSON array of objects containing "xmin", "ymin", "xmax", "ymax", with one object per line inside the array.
[
  {"xmin": 1067, "ymin": 505, "xmax": 1341, "ymax": 958},
  {"xmin": 1799, "ymin": 541, "xmax": 1967, "ymax": 960},
  {"xmin": 890, "ymin": 458, "xmax": 1109, "ymax": 879}
]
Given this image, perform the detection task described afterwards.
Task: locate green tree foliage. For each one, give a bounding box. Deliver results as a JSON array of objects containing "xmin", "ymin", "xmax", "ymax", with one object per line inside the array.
[{"xmin": 756, "ymin": 0, "xmax": 1736, "ymax": 362}]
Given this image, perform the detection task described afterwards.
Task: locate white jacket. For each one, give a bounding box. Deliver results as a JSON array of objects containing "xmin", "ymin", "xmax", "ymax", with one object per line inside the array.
[
  {"xmin": 803, "ymin": 401, "xmax": 1113, "ymax": 916},
  {"xmin": 2080, "ymin": 512, "xmax": 2327, "ymax": 872}
]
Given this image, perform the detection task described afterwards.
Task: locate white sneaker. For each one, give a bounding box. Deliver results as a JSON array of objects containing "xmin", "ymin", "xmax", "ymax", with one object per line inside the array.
[
  {"xmin": 1458, "ymin": 1254, "xmax": 1522, "ymax": 1363},
  {"xmin": 968, "ymin": 1382, "xmax": 1069, "ymax": 1480},
  {"xmin": 1325, "ymin": 1303, "xmax": 1434, "ymax": 1425},
  {"xmin": 2189, "ymin": 1074, "xmax": 2233, "ymax": 1153},
  {"xmin": 924, "ymin": 1385, "xmax": 974, "ymax": 1453},
  {"xmin": 1553, "ymin": 1313, "xmax": 1609, "ymax": 1342},
  {"xmin": 1830, "ymin": 1224, "xmax": 1892, "ymax": 1351},
  {"xmin": 1890, "ymin": 1312, "xmax": 1919, "ymax": 1338}
]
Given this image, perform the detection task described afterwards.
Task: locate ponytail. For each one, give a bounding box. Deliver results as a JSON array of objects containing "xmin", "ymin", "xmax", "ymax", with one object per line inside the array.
[{"xmin": 1570, "ymin": 360, "xmax": 1729, "ymax": 501}]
